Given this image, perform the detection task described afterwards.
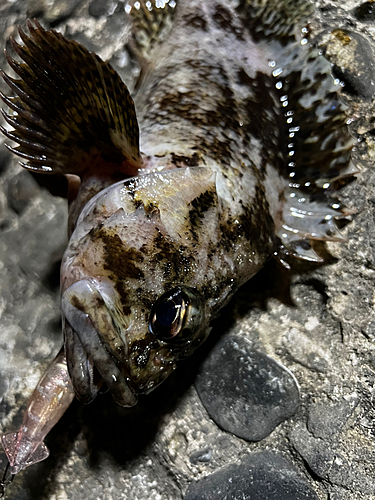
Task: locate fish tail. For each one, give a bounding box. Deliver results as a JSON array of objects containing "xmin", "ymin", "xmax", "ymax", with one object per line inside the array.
[{"xmin": 0, "ymin": 20, "xmax": 142, "ymax": 178}]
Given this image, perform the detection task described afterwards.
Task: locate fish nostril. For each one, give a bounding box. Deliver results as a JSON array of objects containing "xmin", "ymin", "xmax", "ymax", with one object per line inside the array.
[
  {"xmin": 135, "ymin": 350, "xmax": 150, "ymax": 368},
  {"xmin": 131, "ymin": 340, "xmax": 151, "ymax": 368}
]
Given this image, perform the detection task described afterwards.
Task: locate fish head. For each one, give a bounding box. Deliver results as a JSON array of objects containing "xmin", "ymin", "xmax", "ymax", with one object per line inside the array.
[{"xmin": 61, "ymin": 167, "xmax": 226, "ymax": 407}]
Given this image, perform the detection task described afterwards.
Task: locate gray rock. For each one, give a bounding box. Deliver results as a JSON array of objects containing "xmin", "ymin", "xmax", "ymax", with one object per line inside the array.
[
  {"xmin": 26, "ymin": 0, "xmax": 83, "ymax": 25},
  {"xmin": 189, "ymin": 448, "xmax": 212, "ymax": 464},
  {"xmin": 88, "ymin": 0, "xmax": 110, "ymax": 18},
  {"xmin": 353, "ymin": 1, "xmax": 375, "ymax": 22},
  {"xmin": 291, "ymin": 422, "xmax": 375, "ymax": 495},
  {"xmin": 195, "ymin": 336, "xmax": 300, "ymax": 441},
  {"xmin": 320, "ymin": 28, "xmax": 375, "ymax": 100},
  {"xmin": 307, "ymin": 395, "xmax": 359, "ymax": 440},
  {"xmin": 184, "ymin": 451, "xmax": 319, "ymax": 500}
]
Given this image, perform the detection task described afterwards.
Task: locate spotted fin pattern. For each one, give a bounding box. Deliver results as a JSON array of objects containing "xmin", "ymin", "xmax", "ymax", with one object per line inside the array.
[
  {"xmin": 237, "ymin": 0, "xmax": 356, "ymax": 262},
  {"xmin": 0, "ymin": 20, "xmax": 142, "ymax": 177},
  {"xmin": 237, "ymin": 0, "xmax": 314, "ymax": 43},
  {"xmin": 126, "ymin": 0, "xmax": 178, "ymax": 61}
]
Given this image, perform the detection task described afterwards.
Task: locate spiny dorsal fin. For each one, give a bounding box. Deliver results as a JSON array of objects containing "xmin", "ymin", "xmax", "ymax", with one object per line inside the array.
[
  {"xmin": 236, "ymin": 0, "xmax": 314, "ymax": 43},
  {"xmin": 0, "ymin": 20, "xmax": 142, "ymax": 177},
  {"xmin": 126, "ymin": 0, "xmax": 178, "ymax": 61}
]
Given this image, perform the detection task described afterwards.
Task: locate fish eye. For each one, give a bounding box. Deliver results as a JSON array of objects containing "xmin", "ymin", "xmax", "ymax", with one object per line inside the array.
[{"xmin": 149, "ymin": 287, "xmax": 203, "ymax": 343}]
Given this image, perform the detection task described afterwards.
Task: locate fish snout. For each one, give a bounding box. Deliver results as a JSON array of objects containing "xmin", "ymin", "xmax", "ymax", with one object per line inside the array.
[{"xmin": 61, "ymin": 279, "xmax": 137, "ymax": 407}]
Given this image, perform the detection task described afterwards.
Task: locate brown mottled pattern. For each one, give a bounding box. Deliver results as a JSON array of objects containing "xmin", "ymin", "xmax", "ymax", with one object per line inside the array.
[{"xmin": 0, "ymin": 0, "xmax": 354, "ymax": 404}]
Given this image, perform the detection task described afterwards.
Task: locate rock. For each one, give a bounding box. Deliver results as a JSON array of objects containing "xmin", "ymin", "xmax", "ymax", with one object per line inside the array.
[
  {"xmin": 195, "ymin": 336, "xmax": 300, "ymax": 442},
  {"xmin": 88, "ymin": 0, "xmax": 110, "ymax": 18},
  {"xmin": 26, "ymin": 0, "xmax": 83, "ymax": 25},
  {"xmin": 291, "ymin": 422, "xmax": 375, "ymax": 495},
  {"xmin": 321, "ymin": 29, "xmax": 375, "ymax": 100},
  {"xmin": 307, "ymin": 395, "xmax": 359, "ymax": 440},
  {"xmin": 184, "ymin": 451, "xmax": 319, "ymax": 500},
  {"xmin": 353, "ymin": 1, "xmax": 375, "ymax": 22},
  {"xmin": 189, "ymin": 448, "xmax": 212, "ymax": 464},
  {"xmin": 291, "ymin": 422, "xmax": 336, "ymax": 479},
  {"xmin": 7, "ymin": 171, "xmax": 41, "ymax": 216}
]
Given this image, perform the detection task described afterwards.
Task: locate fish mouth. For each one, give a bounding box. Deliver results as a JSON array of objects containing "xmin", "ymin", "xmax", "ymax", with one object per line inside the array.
[{"xmin": 62, "ymin": 279, "xmax": 138, "ymax": 407}]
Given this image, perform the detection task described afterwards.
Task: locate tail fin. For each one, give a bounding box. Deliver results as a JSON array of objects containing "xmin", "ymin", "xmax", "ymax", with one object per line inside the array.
[
  {"xmin": 236, "ymin": 0, "xmax": 314, "ymax": 43},
  {"xmin": 1, "ymin": 431, "xmax": 49, "ymax": 475},
  {"xmin": 0, "ymin": 20, "xmax": 142, "ymax": 177}
]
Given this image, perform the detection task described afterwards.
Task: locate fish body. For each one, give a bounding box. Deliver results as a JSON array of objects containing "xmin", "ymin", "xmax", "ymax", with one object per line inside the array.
[{"xmin": 0, "ymin": 0, "xmax": 354, "ymax": 408}]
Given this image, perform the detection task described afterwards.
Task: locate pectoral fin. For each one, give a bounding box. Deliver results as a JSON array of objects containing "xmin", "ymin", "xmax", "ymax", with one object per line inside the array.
[{"xmin": 0, "ymin": 20, "xmax": 142, "ymax": 178}]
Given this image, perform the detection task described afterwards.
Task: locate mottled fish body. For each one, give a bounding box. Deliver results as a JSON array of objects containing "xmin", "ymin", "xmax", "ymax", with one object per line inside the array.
[{"xmin": 0, "ymin": 0, "xmax": 355, "ymax": 471}]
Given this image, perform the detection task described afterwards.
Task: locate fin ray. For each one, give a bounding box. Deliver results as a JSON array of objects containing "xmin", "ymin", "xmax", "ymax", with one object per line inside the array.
[
  {"xmin": 237, "ymin": 6, "xmax": 357, "ymax": 260},
  {"xmin": 1, "ymin": 21, "xmax": 142, "ymax": 177}
]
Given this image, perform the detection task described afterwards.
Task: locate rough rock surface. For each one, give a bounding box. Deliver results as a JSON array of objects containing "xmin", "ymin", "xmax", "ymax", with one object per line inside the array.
[
  {"xmin": 195, "ymin": 336, "xmax": 301, "ymax": 442},
  {"xmin": 184, "ymin": 451, "xmax": 319, "ymax": 500},
  {"xmin": 0, "ymin": 1, "xmax": 374, "ymax": 500}
]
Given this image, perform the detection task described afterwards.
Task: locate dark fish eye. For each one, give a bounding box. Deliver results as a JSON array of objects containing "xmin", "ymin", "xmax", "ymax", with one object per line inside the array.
[{"xmin": 149, "ymin": 287, "xmax": 203, "ymax": 343}]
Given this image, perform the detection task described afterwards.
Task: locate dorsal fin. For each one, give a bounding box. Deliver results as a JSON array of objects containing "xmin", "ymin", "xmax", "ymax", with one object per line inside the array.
[
  {"xmin": 0, "ymin": 20, "xmax": 142, "ymax": 178},
  {"xmin": 236, "ymin": 0, "xmax": 314, "ymax": 43},
  {"xmin": 126, "ymin": 0, "xmax": 178, "ymax": 61}
]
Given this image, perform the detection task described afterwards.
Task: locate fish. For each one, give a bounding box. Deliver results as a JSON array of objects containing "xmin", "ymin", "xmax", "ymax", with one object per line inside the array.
[{"xmin": 0, "ymin": 0, "xmax": 356, "ymax": 487}]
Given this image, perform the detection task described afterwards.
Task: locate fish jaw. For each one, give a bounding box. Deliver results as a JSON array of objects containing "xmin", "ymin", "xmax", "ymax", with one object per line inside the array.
[
  {"xmin": 61, "ymin": 278, "xmax": 181, "ymax": 405},
  {"xmin": 62, "ymin": 279, "xmax": 138, "ymax": 407}
]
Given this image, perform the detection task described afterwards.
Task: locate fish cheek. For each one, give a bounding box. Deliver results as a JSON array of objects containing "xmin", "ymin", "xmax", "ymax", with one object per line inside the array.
[{"xmin": 128, "ymin": 338, "xmax": 177, "ymax": 393}]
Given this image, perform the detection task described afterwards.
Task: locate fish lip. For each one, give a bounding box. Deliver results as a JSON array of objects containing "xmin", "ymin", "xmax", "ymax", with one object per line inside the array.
[{"xmin": 62, "ymin": 280, "xmax": 138, "ymax": 407}]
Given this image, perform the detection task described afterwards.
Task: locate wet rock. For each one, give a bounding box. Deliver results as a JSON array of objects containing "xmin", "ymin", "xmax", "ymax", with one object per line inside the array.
[
  {"xmin": 88, "ymin": 0, "xmax": 110, "ymax": 18},
  {"xmin": 195, "ymin": 336, "xmax": 300, "ymax": 441},
  {"xmin": 321, "ymin": 29, "xmax": 375, "ymax": 100},
  {"xmin": 282, "ymin": 327, "xmax": 330, "ymax": 372},
  {"xmin": 7, "ymin": 171, "xmax": 41, "ymax": 215},
  {"xmin": 184, "ymin": 451, "xmax": 319, "ymax": 500},
  {"xmin": 291, "ymin": 422, "xmax": 375, "ymax": 495},
  {"xmin": 189, "ymin": 448, "xmax": 212, "ymax": 464},
  {"xmin": 27, "ymin": 0, "xmax": 83, "ymax": 25},
  {"xmin": 291, "ymin": 422, "xmax": 336, "ymax": 479},
  {"xmin": 353, "ymin": 1, "xmax": 375, "ymax": 22}
]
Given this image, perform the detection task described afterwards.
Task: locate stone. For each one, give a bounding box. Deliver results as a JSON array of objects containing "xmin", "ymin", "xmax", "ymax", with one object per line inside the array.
[
  {"xmin": 321, "ymin": 29, "xmax": 375, "ymax": 100},
  {"xmin": 88, "ymin": 0, "xmax": 110, "ymax": 18},
  {"xmin": 26, "ymin": 0, "xmax": 83, "ymax": 26},
  {"xmin": 307, "ymin": 395, "xmax": 359, "ymax": 440},
  {"xmin": 353, "ymin": 1, "xmax": 375, "ymax": 22},
  {"xmin": 189, "ymin": 448, "xmax": 212, "ymax": 464},
  {"xmin": 195, "ymin": 336, "xmax": 300, "ymax": 442},
  {"xmin": 184, "ymin": 451, "xmax": 319, "ymax": 500}
]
